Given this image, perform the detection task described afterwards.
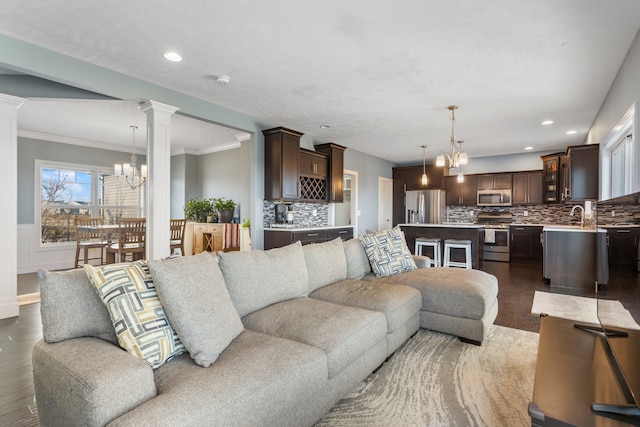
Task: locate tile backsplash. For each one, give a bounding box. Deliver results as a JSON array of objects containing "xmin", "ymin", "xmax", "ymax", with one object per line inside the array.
[
  {"xmin": 263, "ymin": 201, "xmax": 329, "ymax": 228},
  {"xmin": 447, "ymin": 204, "xmax": 599, "ymax": 227}
]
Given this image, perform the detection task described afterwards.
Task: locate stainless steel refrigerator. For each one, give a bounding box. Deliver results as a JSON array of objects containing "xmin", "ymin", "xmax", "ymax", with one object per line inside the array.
[{"xmin": 405, "ymin": 190, "xmax": 446, "ymax": 224}]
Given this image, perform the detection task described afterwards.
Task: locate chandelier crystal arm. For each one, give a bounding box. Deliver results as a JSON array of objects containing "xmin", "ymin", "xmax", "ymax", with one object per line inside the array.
[{"xmin": 114, "ymin": 125, "xmax": 146, "ymax": 190}]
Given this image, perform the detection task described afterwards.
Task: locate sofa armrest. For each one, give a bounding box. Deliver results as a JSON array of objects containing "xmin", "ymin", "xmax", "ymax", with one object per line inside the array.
[
  {"xmin": 33, "ymin": 337, "xmax": 157, "ymax": 427},
  {"xmin": 412, "ymin": 254, "xmax": 432, "ymax": 269}
]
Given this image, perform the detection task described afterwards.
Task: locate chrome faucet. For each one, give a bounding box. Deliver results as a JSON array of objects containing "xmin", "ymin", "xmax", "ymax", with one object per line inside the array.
[{"xmin": 570, "ymin": 205, "xmax": 585, "ymax": 227}]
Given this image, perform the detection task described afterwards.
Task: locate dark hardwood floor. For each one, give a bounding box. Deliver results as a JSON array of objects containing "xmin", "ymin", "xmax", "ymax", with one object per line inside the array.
[{"xmin": 1, "ymin": 262, "xmax": 639, "ymax": 426}]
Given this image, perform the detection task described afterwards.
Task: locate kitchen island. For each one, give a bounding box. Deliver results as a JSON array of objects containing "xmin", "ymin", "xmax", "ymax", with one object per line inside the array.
[
  {"xmin": 264, "ymin": 225, "xmax": 354, "ymax": 249},
  {"xmin": 400, "ymin": 223, "xmax": 485, "ymax": 269}
]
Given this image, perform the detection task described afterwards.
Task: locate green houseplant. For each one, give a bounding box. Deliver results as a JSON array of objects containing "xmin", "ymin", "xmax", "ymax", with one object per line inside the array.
[
  {"xmin": 184, "ymin": 198, "xmax": 214, "ymax": 223},
  {"xmin": 214, "ymin": 197, "xmax": 236, "ymax": 223}
]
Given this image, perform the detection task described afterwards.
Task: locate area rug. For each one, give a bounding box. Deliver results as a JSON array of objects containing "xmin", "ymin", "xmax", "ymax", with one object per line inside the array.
[
  {"xmin": 531, "ymin": 291, "xmax": 640, "ymax": 330},
  {"xmin": 17, "ymin": 292, "xmax": 40, "ymax": 306},
  {"xmin": 315, "ymin": 325, "xmax": 538, "ymax": 427}
]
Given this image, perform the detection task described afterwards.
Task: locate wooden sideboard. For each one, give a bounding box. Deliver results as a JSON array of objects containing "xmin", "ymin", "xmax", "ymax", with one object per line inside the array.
[{"xmin": 192, "ymin": 223, "xmax": 224, "ymax": 254}]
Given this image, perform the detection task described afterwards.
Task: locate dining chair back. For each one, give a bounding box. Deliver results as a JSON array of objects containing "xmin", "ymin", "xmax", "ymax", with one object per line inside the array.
[
  {"xmin": 106, "ymin": 218, "xmax": 147, "ymax": 264},
  {"xmin": 74, "ymin": 217, "xmax": 108, "ymax": 268},
  {"xmin": 170, "ymin": 219, "xmax": 187, "ymax": 255}
]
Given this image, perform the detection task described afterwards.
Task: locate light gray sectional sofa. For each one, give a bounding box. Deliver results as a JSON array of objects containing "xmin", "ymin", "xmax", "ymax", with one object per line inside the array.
[{"xmin": 33, "ymin": 233, "xmax": 498, "ymax": 427}]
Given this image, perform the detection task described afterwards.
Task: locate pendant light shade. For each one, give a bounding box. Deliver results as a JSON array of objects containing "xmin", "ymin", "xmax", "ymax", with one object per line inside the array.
[
  {"xmin": 436, "ymin": 105, "xmax": 469, "ymax": 169},
  {"xmin": 421, "ymin": 145, "xmax": 428, "ymax": 186}
]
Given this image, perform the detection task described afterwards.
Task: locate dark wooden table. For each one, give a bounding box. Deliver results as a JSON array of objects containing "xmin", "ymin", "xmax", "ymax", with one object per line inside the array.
[{"xmin": 529, "ymin": 316, "xmax": 640, "ymax": 427}]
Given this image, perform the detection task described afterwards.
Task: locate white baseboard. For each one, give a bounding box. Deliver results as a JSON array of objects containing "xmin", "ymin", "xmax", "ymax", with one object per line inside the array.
[{"xmin": 0, "ymin": 297, "xmax": 20, "ymax": 319}]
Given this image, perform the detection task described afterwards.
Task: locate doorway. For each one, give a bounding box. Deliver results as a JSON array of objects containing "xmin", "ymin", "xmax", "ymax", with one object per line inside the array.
[{"xmin": 378, "ymin": 177, "xmax": 393, "ymax": 232}]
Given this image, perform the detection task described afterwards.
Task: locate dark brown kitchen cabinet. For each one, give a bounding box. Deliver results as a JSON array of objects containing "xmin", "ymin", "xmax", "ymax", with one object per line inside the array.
[
  {"xmin": 299, "ymin": 149, "xmax": 327, "ymax": 178},
  {"xmin": 392, "ymin": 167, "xmax": 408, "ymax": 226},
  {"xmin": 445, "ymin": 175, "xmax": 477, "ymax": 206},
  {"xmin": 565, "ymin": 144, "xmax": 599, "ymax": 201},
  {"xmin": 541, "ymin": 153, "xmax": 563, "ymax": 203},
  {"xmin": 512, "ymin": 171, "xmax": 543, "ymax": 205},
  {"xmin": 476, "ymin": 173, "xmax": 512, "ymax": 189},
  {"xmin": 510, "ymin": 225, "xmax": 543, "ymax": 261},
  {"xmin": 314, "ymin": 143, "xmax": 346, "ymax": 203},
  {"xmin": 264, "ymin": 227, "xmax": 354, "ymax": 250},
  {"xmin": 604, "ymin": 227, "xmax": 638, "ymax": 272},
  {"xmin": 263, "ymin": 127, "xmax": 302, "ymax": 201}
]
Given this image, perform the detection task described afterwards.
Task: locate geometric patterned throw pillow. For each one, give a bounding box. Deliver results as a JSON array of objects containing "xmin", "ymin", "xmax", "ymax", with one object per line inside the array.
[
  {"xmin": 359, "ymin": 227, "xmax": 417, "ymax": 277},
  {"xmin": 83, "ymin": 261, "xmax": 185, "ymax": 369}
]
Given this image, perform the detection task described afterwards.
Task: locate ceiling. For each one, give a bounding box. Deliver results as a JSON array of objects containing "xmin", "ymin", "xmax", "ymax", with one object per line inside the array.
[{"xmin": 1, "ymin": 0, "xmax": 640, "ymax": 163}]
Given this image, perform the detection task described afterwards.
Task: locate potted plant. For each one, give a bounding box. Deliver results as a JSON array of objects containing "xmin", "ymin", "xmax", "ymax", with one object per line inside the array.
[
  {"xmin": 214, "ymin": 197, "xmax": 236, "ymax": 223},
  {"xmin": 184, "ymin": 198, "xmax": 214, "ymax": 223}
]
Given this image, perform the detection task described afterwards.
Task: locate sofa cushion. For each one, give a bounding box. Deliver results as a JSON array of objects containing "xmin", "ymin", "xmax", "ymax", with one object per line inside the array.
[
  {"xmin": 217, "ymin": 241, "xmax": 309, "ymax": 317},
  {"xmin": 360, "ymin": 227, "xmax": 417, "ymax": 277},
  {"xmin": 110, "ymin": 330, "xmax": 328, "ymax": 426},
  {"xmin": 147, "ymin": 252, "xmax": 244, "ymax": 368},
  {"xmin": 364, "ymin": 267, "xmax": 499, "ymax": 320},
  {"xmin": 343, "ymin": 237, "xmax": 372, "ymax": 279},
  {"xmin": 303, "ymin": 237, "xmax": 348, "ymax": 293},
  {"xmin": 84, "ymin": 261, "xmax": 185, "ymax": 369},
  {"xmin": 242, "ymin": 297, "xmax": 387, "ymax": 378},
  {"xmin": 310, "ymin": 279, "xmax": 422, "ymax": 333},
  {"xmin": 37, "ymin": 268, "xmax": 117, "ymax": 344}
]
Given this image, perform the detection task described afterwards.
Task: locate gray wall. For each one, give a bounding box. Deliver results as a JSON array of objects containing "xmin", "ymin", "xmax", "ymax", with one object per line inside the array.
[
  {"xmin": 344, "ymin": 147, "xmax": 395, "ymax": 236},
  {"xmin": 170, "ymin": 153, "xmax": 200, "ymax": 218},
  {"xmin": 587, "ymin": 29, "xmax": 640, "ymax": 147}
]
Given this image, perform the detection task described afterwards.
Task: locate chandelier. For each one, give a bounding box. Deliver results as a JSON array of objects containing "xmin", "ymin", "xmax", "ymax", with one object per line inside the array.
[
  {"xmin": 114, "ymin": 125, "xmax": 147, "ymax": 190},
  {"xmin": 436, "ymin": 105, "xmax": 468, "ymax": 174}
]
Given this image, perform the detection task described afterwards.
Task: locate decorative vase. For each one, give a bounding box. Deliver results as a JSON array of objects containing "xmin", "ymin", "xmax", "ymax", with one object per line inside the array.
[{"xmin": 219, "ymin": 210, "xmax": 234, "ymax": 223}]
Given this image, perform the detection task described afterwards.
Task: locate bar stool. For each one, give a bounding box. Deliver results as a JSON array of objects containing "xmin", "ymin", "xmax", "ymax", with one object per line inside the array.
[
  {"xmin": 443, "ymin": 239, "xmax": 472, "ymax": 269},
  {"xmin": 414, "ymin": 237, "xmax": 441, "ymax": 267}
]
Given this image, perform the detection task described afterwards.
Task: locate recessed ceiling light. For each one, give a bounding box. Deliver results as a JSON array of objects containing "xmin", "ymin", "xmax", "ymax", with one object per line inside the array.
[
  {"xmin": 566, "ymin": 130, "xmax": 577, "ymax": 135},
  {"xmin": 215, "ymin": 75, "xmax": 230, "ymax": 84},
  {"xmin": 319, "ymin": 124, "xmax": 331, "ymax": 129},
  {"xmin": 163, "ymin": 52, "xmax": 182, "ymax": 62},
  {"xmin": 524, "ymin": 146, "xmax": 534, "ymax": 151},
  {"xmin": 541, "ymin": 120, "xmax": 554, "ymax": 125}
]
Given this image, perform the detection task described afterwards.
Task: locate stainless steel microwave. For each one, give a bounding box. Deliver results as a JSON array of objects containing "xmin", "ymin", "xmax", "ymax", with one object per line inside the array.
[{"xmin": 477, "ymin": 189, "xmax": 512, "ymax": 206}]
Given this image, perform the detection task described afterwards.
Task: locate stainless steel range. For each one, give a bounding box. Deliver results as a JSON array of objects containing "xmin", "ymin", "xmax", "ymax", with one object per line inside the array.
[{"xmin": 476, "ymin": 212, "xmax": 513, "ymax": 262}]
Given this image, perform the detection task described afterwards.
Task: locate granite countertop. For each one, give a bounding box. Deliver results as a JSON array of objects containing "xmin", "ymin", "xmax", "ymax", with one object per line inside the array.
[
  {"xmin": 399, "ymin": 223, "xmax": 484, "ymax": 229},
  {"xmin": 265, "ymin": 225, "xmax": 355, "ymax": 232},
  {"xmin": 542, "ymin": 225, "xmax": 606, "ymax": 233}
]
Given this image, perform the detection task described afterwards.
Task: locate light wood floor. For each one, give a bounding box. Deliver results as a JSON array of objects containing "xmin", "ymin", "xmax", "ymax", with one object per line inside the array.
[{"xmin": 1, "ymin": 264, "xmax": 638, "ymax": 426}]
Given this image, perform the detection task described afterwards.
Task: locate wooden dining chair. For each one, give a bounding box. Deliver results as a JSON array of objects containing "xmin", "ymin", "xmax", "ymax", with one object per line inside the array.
[
  {"xmin": 106, "ymin": 218, "xmax": 146, "ymax": 264},
  {"xmin": 74, "ymin": 217, "xmax": 108, "ymax": 268},
  {"xmin": 170, "ymin": 219, "xmax": 187, "ymax": 256}
]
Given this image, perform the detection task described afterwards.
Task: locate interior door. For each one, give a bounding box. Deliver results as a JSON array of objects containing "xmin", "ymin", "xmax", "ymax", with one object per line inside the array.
[{"xmin": 378, "ymin": 177, "xmax": 393, "ymax": 231}]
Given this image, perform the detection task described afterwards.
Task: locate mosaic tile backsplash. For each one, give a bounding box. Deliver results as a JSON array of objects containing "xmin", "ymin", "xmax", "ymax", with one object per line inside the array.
[
  {"xmin": 447, "ymin": 201, "xmax": 640, "ymax": 227},
  {"xmin": 263, "ymin": 201, "xmax": 329, "ymax": 228}
]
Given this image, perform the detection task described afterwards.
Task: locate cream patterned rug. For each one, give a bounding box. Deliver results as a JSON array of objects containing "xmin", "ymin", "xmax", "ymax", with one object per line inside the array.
[
  {"xmin": 531, "ymin": 291, "xmax": 640, "ymax": 330},
  {"xmin": 315, "ymin": 325, "xmax": 538, "ymax": 427}
]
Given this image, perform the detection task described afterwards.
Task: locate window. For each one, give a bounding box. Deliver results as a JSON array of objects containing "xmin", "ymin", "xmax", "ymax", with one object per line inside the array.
[
  {"xmin": 38, "ymin": 160, "xmax": 143, "ymax": 245},
  {"xmin": 601, "ymin": 103, "xmax": 638, "ymax": 200}
]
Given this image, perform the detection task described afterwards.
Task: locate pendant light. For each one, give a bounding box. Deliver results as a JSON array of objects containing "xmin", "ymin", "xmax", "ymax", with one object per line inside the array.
[
  {"xmin": 114, "ymin": 125, "xmax": 147, "ymax": 190},
  {"xmin": 436, "ymin": 105, "xmax": 469, "ymax": 168},
  {"xmin": 421, "ymin": 145, "xmax": 428, "ymax": 186}
]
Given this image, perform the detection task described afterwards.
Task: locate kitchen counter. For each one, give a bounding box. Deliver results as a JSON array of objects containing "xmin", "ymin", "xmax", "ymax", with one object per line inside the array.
[
  {"xmin": 400, "ymin": 224, "xmax": 484, "ymax": 269},
  {"xmin": 542, "ymin": 225, "xmax": 606, "ymax": 233},
  {"xmin": 266, "ymin": 225, "xmax": 355, "ymax": 232},
  {"xmin": 400, "ymin": 223, "xmax": 484, "ymax": 229}
]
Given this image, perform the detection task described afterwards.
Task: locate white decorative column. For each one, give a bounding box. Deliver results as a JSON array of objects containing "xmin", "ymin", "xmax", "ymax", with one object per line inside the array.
[
  {"xmin": 0, "ymin": 93, "xmax": 25, "ymax": 319},
  {"xmin": 139, "ymin": 100, "xmax": 179, "ymax": 261}
]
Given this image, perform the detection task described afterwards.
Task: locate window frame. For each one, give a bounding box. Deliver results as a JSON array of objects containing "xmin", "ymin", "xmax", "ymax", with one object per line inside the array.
[
  {"xmin": 35, "ymin": 159, "xmax": 144, "ymax": 247},
  {"xmin": 601, "ymin": 102, "xmax": 639, "ymax": 200}
]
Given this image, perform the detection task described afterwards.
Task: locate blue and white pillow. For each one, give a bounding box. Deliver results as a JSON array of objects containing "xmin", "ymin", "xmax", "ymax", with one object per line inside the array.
[
  {"xmin": 360, "ymin": 227, "xmax": 417, "ymax": 277},
  {"xmin": 84, "ymin": 261, "xmax": 185, "ymax": 369}
]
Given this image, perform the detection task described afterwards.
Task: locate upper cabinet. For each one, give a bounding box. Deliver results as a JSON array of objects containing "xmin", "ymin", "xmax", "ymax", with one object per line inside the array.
[
  {"xmin": 314, "ymin": 143, "xmax": 346, "ymax": 203},
  {"xmin": 396, "ymin": 165, "xmax": 445, "ymax": 191},
  {"xmin": 567, "ymin": 144, "xmax": 599, "ymax": 201},
  {"xmin": 476, "ymin": 174, "xmax": 512, "ymax": 189},
  {"xmin": 541, "ymin": 145, "xmax": 599, "ymax": 203},
  {"xmin": 445, "ymin": 174, "xmax": 477, "ymax": 206},
  {"xmin": 299, "ymin": 149, "xmax": 328, "ymax": 178},
  {"xmin": 512, "ymin": 171, "xmax": 543, "ymax": 205},
  {"xmin": 263, "ymin": 127, "xmax": 302, "ymax": 201}
]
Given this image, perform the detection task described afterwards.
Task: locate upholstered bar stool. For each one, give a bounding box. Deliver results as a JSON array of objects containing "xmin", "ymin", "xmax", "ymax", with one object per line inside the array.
[
  {"xmin": 443, "ymin": 239, "xmax": 472, "ymax": 269},
  {"xmin": 414, "ymin": 237, "xmax": 441, "ymax": 267}
]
